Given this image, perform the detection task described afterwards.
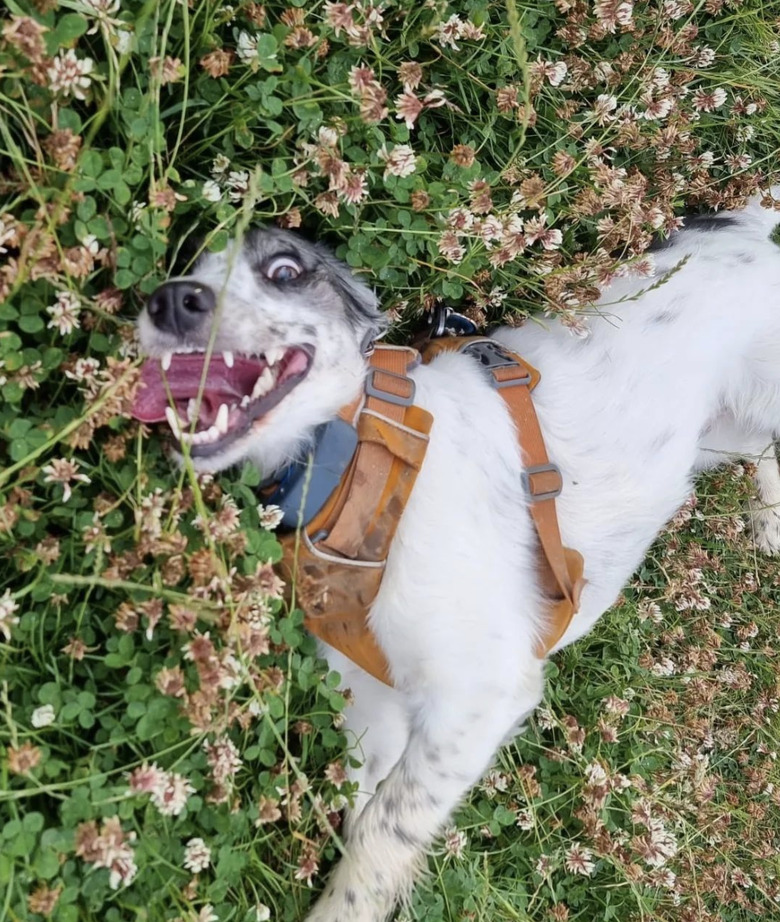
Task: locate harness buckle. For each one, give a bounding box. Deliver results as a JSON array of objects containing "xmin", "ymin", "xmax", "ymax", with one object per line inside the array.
[
  {"xmin": 461, "ymin": 340, "xmax": 532, "ymax": 388},
  {"xmin": 365, "ymin": 368, "xmax": 416, "ymax": 407},
  {"xmin": 428, "ymin": 304, "xmax": 479, "ymax": 338},
  {"xmin": 522, "ymin": 463, "xmax": 563, "ymax": 502}
]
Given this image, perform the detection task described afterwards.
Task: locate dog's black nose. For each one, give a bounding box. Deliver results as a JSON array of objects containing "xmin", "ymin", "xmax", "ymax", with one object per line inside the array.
[{"xmin": 146, "ymin": 281, "xmax": 216, "ymax": 335}]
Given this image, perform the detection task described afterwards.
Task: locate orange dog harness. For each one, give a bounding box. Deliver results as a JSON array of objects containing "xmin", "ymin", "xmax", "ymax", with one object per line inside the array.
[{"xmin": 278, "ymin": 338, "xmax": 585, "ymax": 685}]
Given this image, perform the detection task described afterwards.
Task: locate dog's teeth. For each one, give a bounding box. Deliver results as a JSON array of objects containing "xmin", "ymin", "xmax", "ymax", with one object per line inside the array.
[
  {"xmin": 205, "ymin": 425, "xmax": 220, "ymax": 443},
  {"xmin": 240, "ymin": 395, "xmax": 250, "ymax": 409},
  {"xmin": 161, "ymin": 351, "xmax": 173, "ymax": 372},
  {"xmin": 215, "ymin": 403, "xmax": 230, "ymax": 435},
  {"xmin": 251, "ymin": 367, "xmax": 275, "ymax": 400},
  {"xmin": 164, "ymin": 406, "xmax": 183, "ymax": 438},
  {"xmin": 223, "ymin": 351, "xmax": 234, "ymax": 368},
  {"xmin": 186, "ymin": 399, "xmax": 198, "ymax": 423},
  {"xmin": 265, "ymin": 346, "xmax": 285, "ymax": 367}
]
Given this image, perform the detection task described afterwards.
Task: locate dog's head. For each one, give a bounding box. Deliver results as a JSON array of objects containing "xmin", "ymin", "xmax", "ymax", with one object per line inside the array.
[{"xmin": 133, "ymin": 228, "xmax": 385, "ymax": 474}]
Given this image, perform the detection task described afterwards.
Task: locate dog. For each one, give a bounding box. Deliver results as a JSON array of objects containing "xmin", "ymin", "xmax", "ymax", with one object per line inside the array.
[{"xmin": 134, "ymin": 197, "xmax": 780, "ymax": 922}]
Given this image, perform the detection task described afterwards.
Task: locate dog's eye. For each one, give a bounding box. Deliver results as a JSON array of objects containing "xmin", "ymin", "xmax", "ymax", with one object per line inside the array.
[{"xmin": 264, "ymin": 255, "xmax": 303, "ymax": 283}]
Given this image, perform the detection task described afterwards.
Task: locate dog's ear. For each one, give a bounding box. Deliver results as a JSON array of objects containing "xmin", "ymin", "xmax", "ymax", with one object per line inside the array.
[{"xmin": 318, "ymin": 245, "xmax": 389, "ymax": 339}]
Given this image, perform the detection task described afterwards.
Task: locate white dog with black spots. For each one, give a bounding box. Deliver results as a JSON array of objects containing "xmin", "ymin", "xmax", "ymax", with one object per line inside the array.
[{"xmin": 134, "ymin": 195, "xmax": 780, "ymax": 922}]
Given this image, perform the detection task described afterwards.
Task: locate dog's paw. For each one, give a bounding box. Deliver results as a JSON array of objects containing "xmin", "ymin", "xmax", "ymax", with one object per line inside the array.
[{"xmin": 747, "ymin": 501, "xmax": 780, "ymax": 555}]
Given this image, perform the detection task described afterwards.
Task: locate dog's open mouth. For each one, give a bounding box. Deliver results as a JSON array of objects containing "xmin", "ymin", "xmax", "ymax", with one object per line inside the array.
[{"xmin": 131, "ymin": 346, "xmax": 314, "ymax": 455}]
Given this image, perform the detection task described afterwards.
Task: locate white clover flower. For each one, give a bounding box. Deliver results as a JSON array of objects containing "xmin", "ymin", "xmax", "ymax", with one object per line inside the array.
[
  {"xmin": 548, "ymin": 61, "xmax": 568, "ymax": 87},
  {"xmin": 258, "ymin": 504, "xmax": 284, "ymax": 530},
  {"xmin": 255, "ymin": 905, "xmax": 271, "ymax": 922},
  {"xmin": 585, "ymin": 761, "xmax": 608, "ymax": 785},
  {"xmin": 130, "ymin": 200, "xmax": 147, "ymax": 227},
  {"xmin": 115, "ymin": 27, "xmax": 133, "ymax": 54},
  {"xmin": 65, "ymin": 357, "xmax": 101, "ymax": 386},
  {"xmin": 515, "ymin": 808, "xmax": 535, "ymax": 830},
  {"xmin": 83, "ymin": 0, "xmax": 121, "ymax": 16},
  {"xmin": 81, "ymin": 233, "xmax": 100, "ymax": 256},
  {"xmin": 150, "ymin": 771, "xmax": 195, "ymax": 816},
  {"xmin": 564, "ymin": 842, "xmax": 595, "ymax": 876},
  {"xmin": 442, "ymin": 827, "xmax": 467, "ymax": 858},
  {"xmin": 0, "ymin": 216, "xmax": 15, "ymax": 254},
  {"xmin": 317, "ymin": 125, "xmax": 340, "ymax": 148},
  {"xmin": 692, "ymin": 86, "xmax": 727, "ymax": 112},
  {"xmin": 204, "ymin": 736, "xmax": 243, "ymax": 785},
  {"xmin": 211, "ymin": 154, "xmax": 230, "ymax": 175},
  {"xmin": 236, "ymin": 31, "xmax": 259, "ymax": 63},
  {"xmin": 46, "ymin": 291, "xmax": 81, "ymax": 336},
  {"xmin": 434, "ymin": 14, "xmax": 465, "ymax": 49},
  {"xmin": 0, "ymin": 589, "xmax": 20, "ymax": 642},
  {"xmin": 47, "ymin": 49, "xmax": 94, "ymax": 100},
  {"xmin": 226, "ymin": 170, "xmax": 250, "ymax": 201},
  {"xmin": 378, "ymin": 144, "xmax": 417, "ymax": 179},
  {"xmin": 31, "ymin": 705, "xmax": 56, "ymax": 728},
  {"xmin": 437, "ymin": 230, "xmax": 465, "ymax": 263},
  {"xmin": 202, "ymin": 180, "xmax": 222, "ymax": 203},
  {"xmin": 183, "ymin": 837, "xmax": 212, "ymax": 873},
  {"xmin": 42, "ymin": 458, "xmax": 91, "ymax": 503}
]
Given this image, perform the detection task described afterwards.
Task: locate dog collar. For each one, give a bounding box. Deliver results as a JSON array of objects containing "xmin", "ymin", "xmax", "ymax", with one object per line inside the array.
[{"xmin": 263, "ymin": 419, "xmax": 359, "ymax": 531}]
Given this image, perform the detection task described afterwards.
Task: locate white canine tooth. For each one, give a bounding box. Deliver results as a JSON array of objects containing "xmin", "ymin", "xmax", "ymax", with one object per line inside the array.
[
  {"xmin": 240, "ymin": 395, "xmax": 250, "ymax": 409},
  {"xmin": 186, "ymin": 399, "xmax": 198, "ymax": 423},
  {"xmin": 215, "ymin": 403, "xmax": 230, "ymax": 435},
  {"xmin": 165, "ymin": 406, "xmax": 183, "ymax": 438},
  {"xmin": 161, "ymin": 351, "xmax": 173, "ymax": 371},
  {"xmin": 265, "ymin": 346, "xmax": 285, "ymax": 367},
  {"xmin": 223, "ymin": 351, "xmax": 234, "ymax": 368},
  {"xmin": 251, "ymin": 367, "xmax": 275, "ymax": 400},
  {"xmin": 206, "ymin": 425, "xmax": 220, "ymax": 443}
]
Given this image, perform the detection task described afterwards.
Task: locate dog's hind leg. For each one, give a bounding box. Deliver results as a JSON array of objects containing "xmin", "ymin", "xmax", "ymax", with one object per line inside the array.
[
  {"xmin": 748, "ymin": 444, "xmax": 780, "ymax": 555},
  {"xmin": 304, "ymin": 660, "xmax": 545, "ymax": 922}
]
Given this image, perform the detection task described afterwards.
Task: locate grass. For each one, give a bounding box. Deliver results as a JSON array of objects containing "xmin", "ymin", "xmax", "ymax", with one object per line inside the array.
[{"xmin": 1, "ymin": 0, "xmax": 780, "ymax": 920}]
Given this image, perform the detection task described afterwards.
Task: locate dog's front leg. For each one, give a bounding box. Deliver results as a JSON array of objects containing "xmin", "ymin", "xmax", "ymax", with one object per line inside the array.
[
  {"xmin": 325, "ymin": 649, "xmax": 411, "ymax": 829},
  {"xmin": 303, "ymin": 662, "xmax": 545, "ymax": 922}
]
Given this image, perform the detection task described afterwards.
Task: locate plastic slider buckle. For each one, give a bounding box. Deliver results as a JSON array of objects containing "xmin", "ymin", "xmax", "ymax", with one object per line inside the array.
[
  {"xmin": 365, "ymin": 368, "xmax": 416, "ymax": 406},
  {"xmin": 462, "ymin": 341, "xmax": 531, "ymax": 389},
  {"xmin": 521, "ymin": 463, "xmax": 563, "ymax": 502}
]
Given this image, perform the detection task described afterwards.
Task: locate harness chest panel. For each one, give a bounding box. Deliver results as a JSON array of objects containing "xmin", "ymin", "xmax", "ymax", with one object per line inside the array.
[{"xmin": 278, "ymin": 339, "xmax": 585, "ymax": 685}]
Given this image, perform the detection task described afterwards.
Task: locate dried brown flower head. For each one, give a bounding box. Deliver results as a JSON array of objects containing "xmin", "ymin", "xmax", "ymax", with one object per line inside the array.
[
  {"xmin": 7, "ymin": 741, "xmax": 42, "ymax": 774},
  {"xmin": 43, "ymin": 129, "xmax": 82, "ymax": 172},
  {"xmin": 410, "ymin": 189, "xmax": 430, "ymax": 212},
  {"xmin": 3, "ymin": 15, "xmax": 47, "ymax": 62},
  {"xmin": 27, "ymin": 883, "xmax": 63, "ymax": 915},
  {"xmin": 200, "ymin": 48, "xmax": 234, "ymax": 78},
  {"xmin": 450, "ymin": 144, "xmax": 476, "ymax": 167}
]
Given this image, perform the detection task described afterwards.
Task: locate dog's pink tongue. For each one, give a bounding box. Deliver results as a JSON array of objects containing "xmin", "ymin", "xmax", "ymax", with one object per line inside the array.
[{"xmin": 131, "ymin": 353, "xmax": 254, "ymax": 422}]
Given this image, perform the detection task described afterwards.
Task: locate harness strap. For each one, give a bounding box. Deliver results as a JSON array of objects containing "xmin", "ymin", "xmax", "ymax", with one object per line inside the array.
[
  {"xmin": 280, "ymin": 345, "xmax": 432, "ymax": 685},
  {"xmin": 322, "ymin": 346, "xmax": 421, "ymax": 559},
  {"xmin": 421, "ymin": 337, "xmax": 585, "ymax": 658}
]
